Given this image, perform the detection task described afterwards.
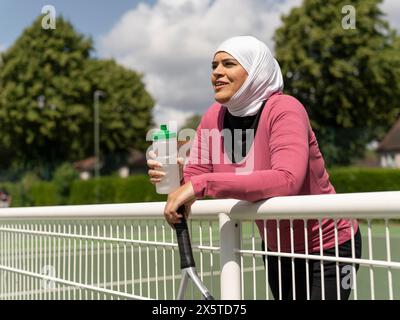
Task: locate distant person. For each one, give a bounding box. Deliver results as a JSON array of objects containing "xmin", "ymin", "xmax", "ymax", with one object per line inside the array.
[
  {"xmin": 148, "ymin": 36, "xmax": 362, "ymax": 300},
  {"xmin": 0, "ymin": 189, "xmax": 12, "ymax": 208}
]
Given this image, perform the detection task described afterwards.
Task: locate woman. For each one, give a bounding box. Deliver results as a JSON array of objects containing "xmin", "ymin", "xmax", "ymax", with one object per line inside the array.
[{"xmin": 147, "ymin": 36, "xmax": 362, "ymax": 300}]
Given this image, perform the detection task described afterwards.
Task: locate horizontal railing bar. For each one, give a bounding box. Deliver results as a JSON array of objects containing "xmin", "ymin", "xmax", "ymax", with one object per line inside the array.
[
  {"xmin": 0, "ymin": 227, "xmax": 177, "ymax": 246},
  {"xmin": 0, "ymin": 191, "xmax": 399, "ymax": 220},
  {"xmin": 238, "ymin": 249, "xmax": 400, "ymax": 269},
  {"xmin": 0, "ymin": 265, "xmax": 265, "ymax": 300},
  {"xmin": 0, "ymin": 227, "xmax": 220, "ymax": 252},
  {"xmin": 228, "ymin": 191, "xmax": 400, "ymax": 220},
  {"xmin": 0, "ymin": 265, "xmax": 151, "ymax": 300}
]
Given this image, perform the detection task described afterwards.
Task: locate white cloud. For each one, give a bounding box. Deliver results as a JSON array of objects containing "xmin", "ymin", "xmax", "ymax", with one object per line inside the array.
[
  {"xmin": 381, "ymin": 0, "xmax": 400, "ymax": 32},
  {"xmin": 99, "ymin": 0, "xmax": 399, "ymax": 128},
  {"xmin": 99, "ymin": 0, "xmax": 302, "ymax": 127}
]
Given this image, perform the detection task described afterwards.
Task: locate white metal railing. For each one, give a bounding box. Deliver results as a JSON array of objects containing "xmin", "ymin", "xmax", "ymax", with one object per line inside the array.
[{"xmin": 0, "ymin": 191, "xmax": 399, "ymax": 300}]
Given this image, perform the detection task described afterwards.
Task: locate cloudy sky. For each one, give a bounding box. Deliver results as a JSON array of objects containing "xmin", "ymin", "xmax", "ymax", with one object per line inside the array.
[{"xmin": 1, "ymin": 0, "xmax": 400, "ymax": 127}]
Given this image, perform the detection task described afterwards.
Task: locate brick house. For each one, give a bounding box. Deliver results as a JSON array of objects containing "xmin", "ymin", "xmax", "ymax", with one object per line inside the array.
[{"xmin": 377, "ymin": 117, "xmax": 400, "ymax": 168}]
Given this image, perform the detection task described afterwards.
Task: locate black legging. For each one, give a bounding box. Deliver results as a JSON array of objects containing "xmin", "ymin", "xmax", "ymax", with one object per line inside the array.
[{"xmin": 261, "ymin": 229, "xmax": 362, "ymax": 300}]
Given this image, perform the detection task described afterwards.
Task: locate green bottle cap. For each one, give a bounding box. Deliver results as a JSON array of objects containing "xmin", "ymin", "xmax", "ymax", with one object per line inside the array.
[{"xmin": 152, "ymin": 124, "xmax": 177, "ymax": 141}]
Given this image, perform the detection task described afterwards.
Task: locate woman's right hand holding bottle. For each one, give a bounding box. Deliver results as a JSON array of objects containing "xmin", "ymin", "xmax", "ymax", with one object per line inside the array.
[
  {"xmin": 147, "ymin": 150, "xmax": 184, "ymax": 185},
  {"xmin": 148, "ymin": 150, "xmax": 195, "ymax": 225}
]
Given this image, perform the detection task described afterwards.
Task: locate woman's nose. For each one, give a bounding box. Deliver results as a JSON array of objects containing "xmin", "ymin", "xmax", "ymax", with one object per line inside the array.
[{"xmin": 212, "ymin": 64, "xmax": 224, "ymax": 76}]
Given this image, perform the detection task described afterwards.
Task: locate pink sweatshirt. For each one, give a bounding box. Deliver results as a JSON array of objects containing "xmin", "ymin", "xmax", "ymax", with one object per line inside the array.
[{"xmin": 183, "ymin": 92, "xmax": 358, "ymax": 253}]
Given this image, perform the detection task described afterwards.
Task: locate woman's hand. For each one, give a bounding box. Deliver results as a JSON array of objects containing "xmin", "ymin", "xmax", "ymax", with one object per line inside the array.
[
  {"xmin": 147, "ymin": 150, "xmax": 194, "ymax": 227},
  {"xmin": 164, "ymin": 182, "xmax": 196, "ymax": 228},
  {"xmin": 147, "ymin": 150, "xmax": 184, "ymax": 184}
]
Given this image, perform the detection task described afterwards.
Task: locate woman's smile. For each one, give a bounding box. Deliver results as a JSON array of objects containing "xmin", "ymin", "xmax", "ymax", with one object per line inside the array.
[{"xmin": 214, "ymin": 80, "xmax": 229, "ymax": 90}]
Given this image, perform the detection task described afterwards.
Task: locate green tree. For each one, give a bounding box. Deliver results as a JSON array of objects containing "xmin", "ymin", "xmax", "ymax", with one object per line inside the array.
[
  {"xmin": 84, "ymin": 59, "xmax": 154, "ymax": 153},
  {"xmin": 0, "ymin": 16, "xmax": 154, "ymax": 177},
  {"xmin": 274, "ymin": 0, "xmax": 400, "ymax": 165}
]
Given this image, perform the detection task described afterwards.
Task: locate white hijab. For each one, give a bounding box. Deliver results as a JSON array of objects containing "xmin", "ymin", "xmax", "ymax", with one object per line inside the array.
[{"xmin": 214, "ymin": 36, "xmax": 284, "ymax": 117}]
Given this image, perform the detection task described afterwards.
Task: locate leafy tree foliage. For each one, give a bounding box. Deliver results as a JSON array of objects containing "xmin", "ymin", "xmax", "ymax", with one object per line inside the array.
[
  {"xmin": 0, "ymin": 16, "xmax": 154, "ymax": 176},
  {"xmin": 274, "ymin": 0, "xmax": 400, "ymax": 165}
]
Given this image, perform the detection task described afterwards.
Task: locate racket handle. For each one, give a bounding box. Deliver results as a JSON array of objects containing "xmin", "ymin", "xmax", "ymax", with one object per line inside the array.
[{"xmin": 175, "ymin": 205, "xmax": 195, "ymax": 269}]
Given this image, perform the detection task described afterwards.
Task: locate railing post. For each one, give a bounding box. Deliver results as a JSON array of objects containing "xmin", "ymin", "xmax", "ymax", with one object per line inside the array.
[{"xmin": 219, "ymin": 212, "xmax": 241, "ymax": 300}]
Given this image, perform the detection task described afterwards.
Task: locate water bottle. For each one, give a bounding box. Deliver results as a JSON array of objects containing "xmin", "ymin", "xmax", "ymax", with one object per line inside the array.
[{"xmin": 152, "ymin": 124, "xmax": 180, "ymax": 194}]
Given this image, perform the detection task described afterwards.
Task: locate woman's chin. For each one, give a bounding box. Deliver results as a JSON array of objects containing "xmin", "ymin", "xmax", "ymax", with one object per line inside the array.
[{"xmin": 214, "ymin": 95, "xmax": 230, "ymax": 104}]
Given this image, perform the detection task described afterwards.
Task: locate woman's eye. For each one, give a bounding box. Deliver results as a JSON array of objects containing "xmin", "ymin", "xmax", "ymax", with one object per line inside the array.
[
  {"xmin": 224, "ymin": 62, "xmax": 235, "ymax": 67},
  {"xmin": 211, "ymin": 62, "xmax": 236, "ymax": 70}
]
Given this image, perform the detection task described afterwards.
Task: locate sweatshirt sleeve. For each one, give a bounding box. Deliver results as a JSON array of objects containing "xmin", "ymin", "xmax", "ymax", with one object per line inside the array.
[
  {"xmin": 188, "ymin": 96, "xmax": 310, "ymax": 202},
  {"xmin": 182, "ymin": 121, "xmax": 214, "ymax": 184}
]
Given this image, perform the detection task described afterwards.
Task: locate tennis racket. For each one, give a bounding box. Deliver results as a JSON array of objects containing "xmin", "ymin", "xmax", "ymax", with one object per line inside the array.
[{"xmin": 175, "ymin": 205, "xmax": 214, "ymax": 300}]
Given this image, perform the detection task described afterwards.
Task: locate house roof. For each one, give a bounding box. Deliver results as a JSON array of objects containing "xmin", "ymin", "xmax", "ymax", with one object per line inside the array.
[
  {"xmin": 73, "ymin": 157, "xmax": 96, "ymax": 172},
  {"xmin": 126, "ymin": 149, "xmax": 147, "ymax": 166},
  {"xmin": 377, "ymin": 117, "xmax": 400, "ymax": 153},
  {"xmin": 73, "ymin": 149, "xmax": 147, "ymax": 172}
]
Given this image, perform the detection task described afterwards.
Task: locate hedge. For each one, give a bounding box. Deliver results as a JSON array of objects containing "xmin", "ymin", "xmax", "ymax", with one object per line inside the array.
[
  {"xmin": 68, "ymin": 175, "xmax": 167, "ymax": 205},
  {"xmin": 0, "ymin": 181, "xmax": 60, "ymax": 207},
  {"xmin": 1, "ymin": 168, "xmax": 399, "ymax": 207},
  {"xmin": 328, "ymin": 167, "xmax": 400, "ymax": 193}
]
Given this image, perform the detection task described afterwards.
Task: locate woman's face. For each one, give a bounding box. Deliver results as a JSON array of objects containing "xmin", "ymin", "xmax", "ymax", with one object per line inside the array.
[{"xmin": 211, "ymin": 51, "xmax": 248, "ymax": 104}]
